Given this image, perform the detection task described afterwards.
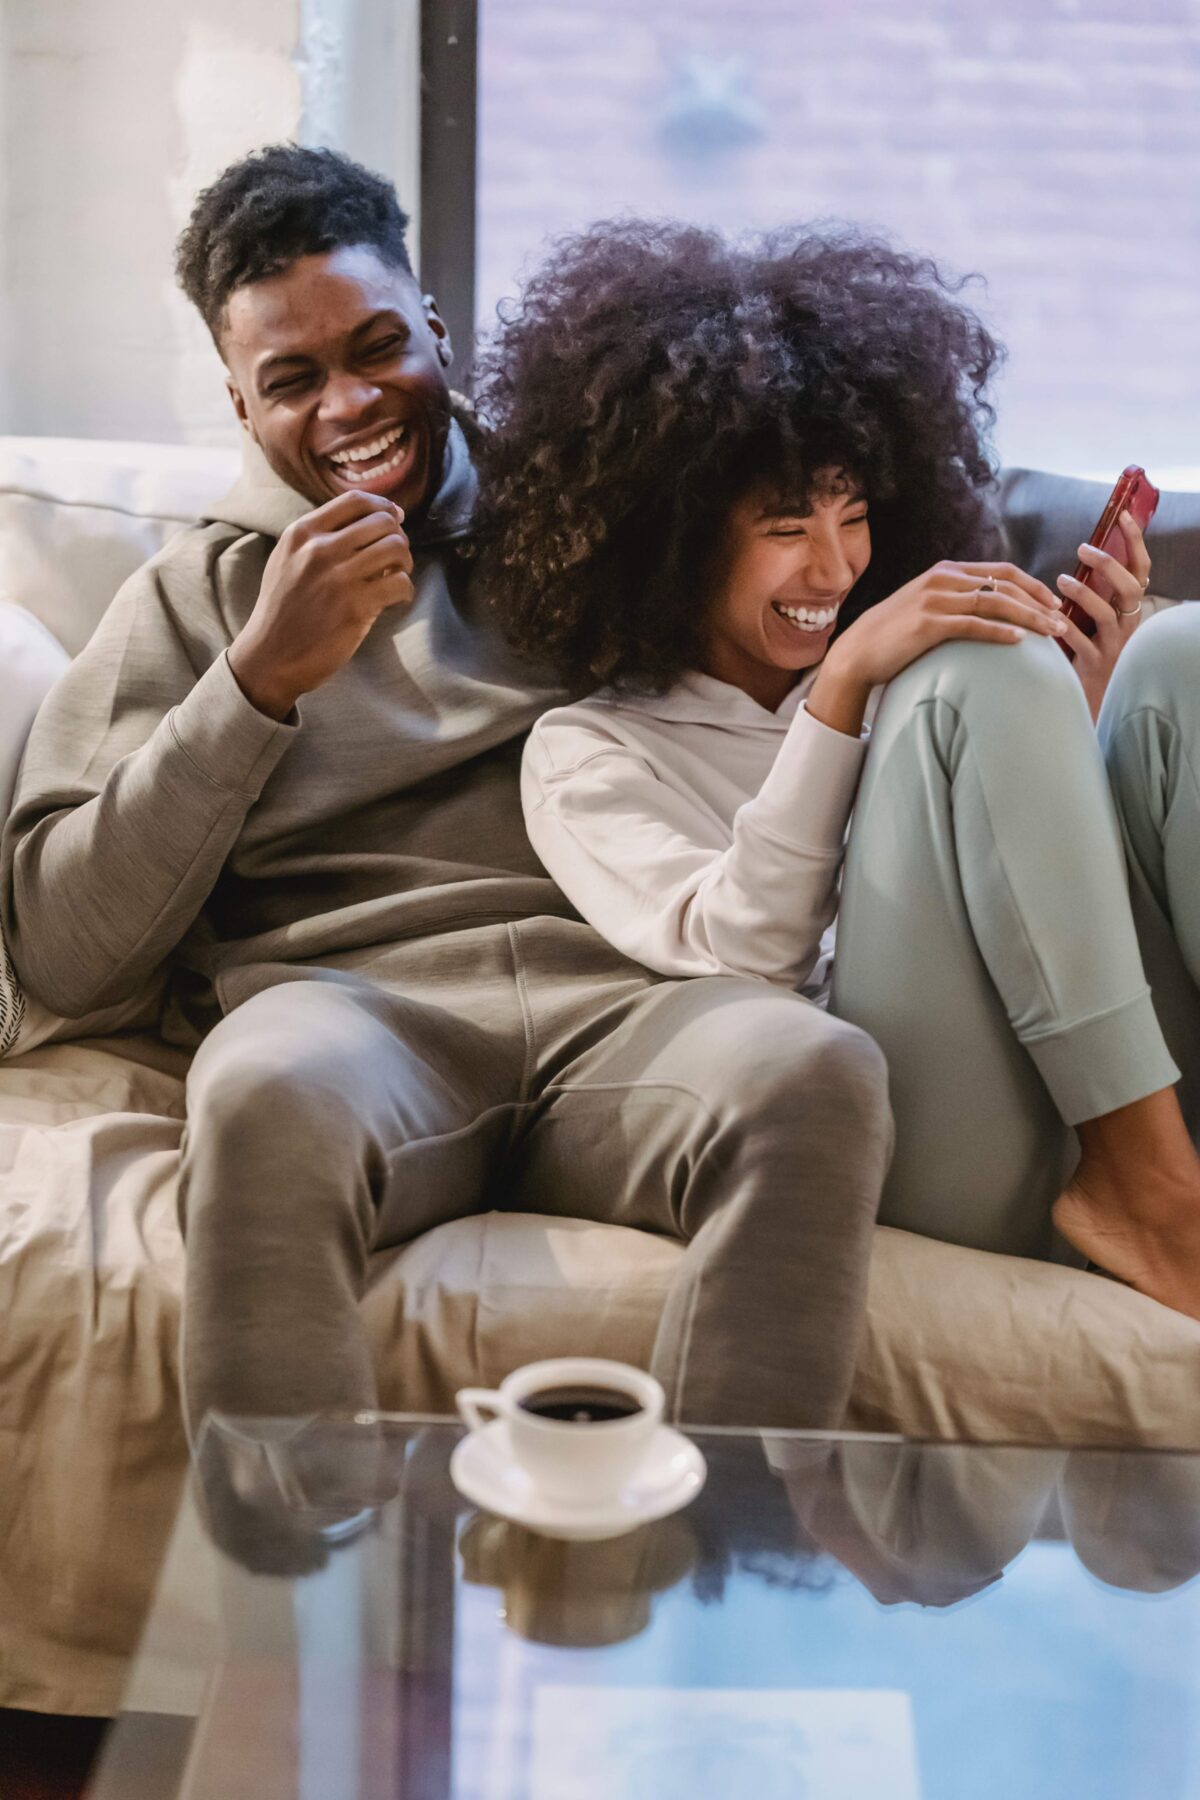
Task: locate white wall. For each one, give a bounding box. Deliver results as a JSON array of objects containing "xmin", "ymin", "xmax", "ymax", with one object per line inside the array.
[
  {"xmin": 0, "ymin": 0, "xmax": 421, "ymax": 446},
  {"xmin": 0, "ymin": 0, "xmax": 11, "ymax": 437}
]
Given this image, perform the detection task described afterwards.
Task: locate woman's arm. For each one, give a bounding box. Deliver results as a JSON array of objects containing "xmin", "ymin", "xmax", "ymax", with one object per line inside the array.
[
  {"xmin": 808, "ymin": 559, "xmax": 1067, "ymax": 738},
  {"xmin": 523, "ymin": 703, "xmax": 866, "ymax": 987}
]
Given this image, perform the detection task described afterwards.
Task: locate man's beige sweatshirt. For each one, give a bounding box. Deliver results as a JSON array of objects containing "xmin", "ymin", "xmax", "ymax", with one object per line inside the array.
[{"xmin": 0, "ymin": 421, "xmax": 572, "ymax": 1043}]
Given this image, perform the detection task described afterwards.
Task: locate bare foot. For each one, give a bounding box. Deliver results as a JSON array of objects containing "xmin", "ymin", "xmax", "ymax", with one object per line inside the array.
[{"xmin": 1054, "ymin": 1170, "xmax": 1200, "ymax": 1323}]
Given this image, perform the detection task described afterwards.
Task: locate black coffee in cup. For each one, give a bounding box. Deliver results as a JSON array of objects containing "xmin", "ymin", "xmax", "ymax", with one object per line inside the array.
[{"xmin": 518, "ymin": 1385, "xmax": 642, "ymax": 1424}]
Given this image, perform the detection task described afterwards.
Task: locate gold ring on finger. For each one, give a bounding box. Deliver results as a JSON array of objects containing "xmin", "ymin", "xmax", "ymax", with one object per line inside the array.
[
  {"xmin": 975, "ymin": 579, "xmax": 997, "ymax": 596},
  {"xmin": 1114, "ymin": 599, "xmax": 1143, "ymax": 618}
]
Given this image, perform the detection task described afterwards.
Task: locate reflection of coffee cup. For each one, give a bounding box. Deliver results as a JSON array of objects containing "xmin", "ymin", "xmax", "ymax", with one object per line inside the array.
[
  {"xmin": 458, "ymin": 1512, "xmax": 697, "ymax": 1646},
  {"xmin": 457, "ymin": 1358, "xmax": 664, "ymax": 1505}
]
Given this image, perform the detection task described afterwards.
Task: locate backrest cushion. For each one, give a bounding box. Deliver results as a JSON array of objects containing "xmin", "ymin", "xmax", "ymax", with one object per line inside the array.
[
  {"xmin": 0, "ymin": 603, "xmax": 70, "ymax": 819},
  {"xmin": 0, "ymin": 437, "xmax": 240, "ymax": 655},
  {"xmin": 0, "ymin": 602, "xmax": 71, "ymax": 1052},
  {"xmin": 999, "ymin": 468, "xmax": 1200, "ymax": 601},
  {"xmin": 3, "ymin": 444, "xmax": 1194, "ymax": 662}
]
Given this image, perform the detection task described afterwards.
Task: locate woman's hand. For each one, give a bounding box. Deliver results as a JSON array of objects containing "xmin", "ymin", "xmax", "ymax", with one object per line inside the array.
[
  {"xmin": 807, "ymin": 560, "xmax": 1067, "ymax": 738},
  {"xmin": 1055, "ymin": 511, "xmax": 1152, "ymax": 723}
]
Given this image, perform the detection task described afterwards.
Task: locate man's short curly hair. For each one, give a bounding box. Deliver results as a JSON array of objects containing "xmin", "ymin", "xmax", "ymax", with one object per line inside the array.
[
  {"xmin": 475, "ymin": 220, "xmax": 1004, "ymax": 695},
  {"xmin": 175, "ymin": 143, "xmax": 413, "ymax": 344}
]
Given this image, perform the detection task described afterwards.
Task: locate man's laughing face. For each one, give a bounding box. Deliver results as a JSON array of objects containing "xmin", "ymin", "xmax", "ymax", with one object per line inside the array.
[{"xmin": 221, "ymin": 243, "xmax": 454, "ymax": 515}]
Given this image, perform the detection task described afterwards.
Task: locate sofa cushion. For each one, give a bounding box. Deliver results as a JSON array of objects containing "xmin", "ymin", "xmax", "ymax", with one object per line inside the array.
[
  {"xmin": 0, "ymin": 603, "xmax": 69, "ymax": 820},
  {"xmin": 3, "ymin": 1035, "xmax": 1199, "ymax": 1711},
  {"xmin": 999, "ymin": 467, "xmax": 1200, "ymax": 603},
  {"xmin": 0, "ymin": 436, "xmax": 239, "ymax": 655},
  {"xmin": 0, "ymin": 605, "xmax": 72, "ymax": 1055},
  {"xmin": 362, "ymin": 1213, "xmax": 1200, "ymax": 1447}
]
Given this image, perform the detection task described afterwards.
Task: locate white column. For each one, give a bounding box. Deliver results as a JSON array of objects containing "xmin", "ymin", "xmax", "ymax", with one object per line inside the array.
[
  {"xmin": 296, "ymin": 0, "xmax": 422, "ymax": 266},
  {"xmin": 0, "ymin": 0, "xmax": 424, "ymax": 445},
  {"xmin": 1, "ymin": 0, "xmax": 303, "ymax": 444}
]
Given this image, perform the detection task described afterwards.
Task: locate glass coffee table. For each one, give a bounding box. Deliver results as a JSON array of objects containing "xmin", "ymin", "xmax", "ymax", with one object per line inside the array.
[{"xmin": 87, "ymin": 1417, "xmax": 1200, "ymax": 1799}]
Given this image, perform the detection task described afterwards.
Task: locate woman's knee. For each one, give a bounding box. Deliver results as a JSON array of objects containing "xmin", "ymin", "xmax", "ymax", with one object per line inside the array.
[
  {"xmin": 882, "ymin": 631, "xmax": 1084, "ymax": 736},
  {"xmin": 1101, "ymin": 604, "xmax": 1200, "ymax": 735}
]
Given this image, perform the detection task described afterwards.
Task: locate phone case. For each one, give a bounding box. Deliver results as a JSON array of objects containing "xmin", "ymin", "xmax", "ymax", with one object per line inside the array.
[{"xmin": 1061, "ymin": 465, "xmax": 1160, "ymax": 650}]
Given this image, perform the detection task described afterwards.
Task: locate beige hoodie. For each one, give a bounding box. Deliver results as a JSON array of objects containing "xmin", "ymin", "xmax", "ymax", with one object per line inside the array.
[{"xmin": 0, "ymin": 422, "xmax": 573, "ymax": 1043}]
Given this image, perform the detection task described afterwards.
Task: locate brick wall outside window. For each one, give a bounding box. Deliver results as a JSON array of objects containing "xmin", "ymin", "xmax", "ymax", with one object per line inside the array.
[{"xmin": 478, "ymin": 0, "xmax": 1200, "ymax": 484}]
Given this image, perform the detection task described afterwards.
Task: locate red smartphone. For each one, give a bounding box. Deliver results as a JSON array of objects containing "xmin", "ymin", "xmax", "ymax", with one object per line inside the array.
[{"xmin": 1059, "ymin": 465, "xmax": 1159, "ymax": 656}]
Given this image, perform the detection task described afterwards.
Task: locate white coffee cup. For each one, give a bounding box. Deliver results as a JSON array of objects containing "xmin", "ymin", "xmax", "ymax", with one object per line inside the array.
[{"xmin": 457, "ymin": 1358, "xmax": 665, "ymax": 1506}]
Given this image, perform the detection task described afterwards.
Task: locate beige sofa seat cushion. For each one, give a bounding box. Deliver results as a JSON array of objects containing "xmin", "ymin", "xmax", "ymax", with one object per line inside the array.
[
  {"xmin": 361, "ymin": 1213, "xmax": 684, "ymax": 1409},
  {"xmin": 7, "ymin": 1038, "xmax": 1195, "ymax": 1457},
  {"xmin": 362, "ymin": 1212, "xmax": 1200, "ymax": 1447},
  {"xmin": 3, "ymin": 1036, "xmax": 1200, "ymax": 1712},
  {"xmin": 3, "ymin": 1037, "xmax": 1199, "ymax": 1450}
]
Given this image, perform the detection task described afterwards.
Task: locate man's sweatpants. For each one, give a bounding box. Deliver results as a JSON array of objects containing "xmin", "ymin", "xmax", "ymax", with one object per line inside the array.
[{"xmin": 179, "ymin": 918, "xmax": 892, "ymax": 1438}]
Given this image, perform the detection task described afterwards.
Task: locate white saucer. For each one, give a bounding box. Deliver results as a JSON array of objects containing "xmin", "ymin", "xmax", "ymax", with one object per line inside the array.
[{"xmin": 450, "ymin": 1420, "xmax": 706, "ymax": 1541}]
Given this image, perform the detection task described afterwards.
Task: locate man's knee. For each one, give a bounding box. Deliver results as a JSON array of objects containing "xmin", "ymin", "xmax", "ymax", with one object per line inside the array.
[
  {"xmin": 183, "ymin": 989, "xmax": 378, "ymax": 1202},
  {"xmin": 716, "ymin": 996, "xmax": 891, "ymax": 1142},
  {"xmin": 188, "ymin": 1036, "xmax": 346, "ymax": 1148},
  {"xmin": 683, "ymin": 1000, "xmax": 891, "ymax": 1247},
  {"xmin": 180, "ymin": 1030, "xmax": 376, "ymax": 1249}
]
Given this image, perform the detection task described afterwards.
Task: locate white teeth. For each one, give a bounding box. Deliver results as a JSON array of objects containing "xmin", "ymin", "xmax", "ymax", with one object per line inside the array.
[
  {"xmin": 774, "ymin": 603, "xmax": 837, "ymax": 631},
  {"xmin": 328, "ymin": 424, "xmax": 407, "ymax": 466},
  {"xmin": 335, "ymin": 443, "xmax": 408, "ymax": 481}
]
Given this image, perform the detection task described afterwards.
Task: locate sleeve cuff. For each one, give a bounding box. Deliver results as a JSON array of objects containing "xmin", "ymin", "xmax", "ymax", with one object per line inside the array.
[
  {"xmin": 167, "ymin": 651, "xmax": 298, "ymax": 798},
  {"xmin": 1023, "ymin": 988, "xmax": 1180, "ymax": 1125},
  {"xmin": 748, "ymin": 700, "xmax": 868, "ymax": 849}
]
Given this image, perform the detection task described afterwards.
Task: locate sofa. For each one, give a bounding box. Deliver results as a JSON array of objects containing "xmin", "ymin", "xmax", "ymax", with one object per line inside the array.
[{"xmin": 1, "ymin": 435, "xmax": 1199, "ymax": 1718}]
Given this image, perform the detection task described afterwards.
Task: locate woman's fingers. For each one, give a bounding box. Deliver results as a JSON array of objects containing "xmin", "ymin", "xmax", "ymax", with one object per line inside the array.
[
  {"xmin": 949, "ymin": 581, "xmax": 1067, "ymax": 639},
  {"xmin": 1074, "ymin": 540, "xmax": 1145, "ymax": 613},
  {"xmin": 952, "ymin": 561, "xmax": 1062, "ymax": 613},
  {"xmin": 935, "ymin": 603, "xmax": 1064, "ymax": 647},
  {"xmin": 1071, "ymin": 546, "xmax": 1118, "ymax": 605},
  {"xmin": 1056, "ymin": 570, "xmax": 1128, "ymax": 641},
  {"xmin": 1116, "ymin": 508, "xmax": 1153, "ymax": 590},
  {"xmin": 1059, "ymin": 615, "xmax": 1100, "ymax": 663},
  {"xmin": 934, "ymin": 614, "xmax": 1028, "ymax": 646}
]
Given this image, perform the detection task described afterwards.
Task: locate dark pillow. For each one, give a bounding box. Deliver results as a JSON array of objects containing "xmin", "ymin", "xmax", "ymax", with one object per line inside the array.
[{"xmin": 999, "ymin": 468, "xmax": 1200, "ymax": 601}]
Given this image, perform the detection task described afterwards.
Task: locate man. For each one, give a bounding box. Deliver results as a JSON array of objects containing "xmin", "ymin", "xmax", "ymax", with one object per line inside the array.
[{"xmin": 0, "ymin": 146, "xmax": 891, "ymax": 1441}]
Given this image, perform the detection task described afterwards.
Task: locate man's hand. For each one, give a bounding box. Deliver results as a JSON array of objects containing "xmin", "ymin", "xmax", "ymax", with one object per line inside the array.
[
  {"xmin": 228, "ymin": 492, "xmax": 415, "ymax": 720},
  {"xmin": 807, "ymin": 561, "xmax": 1066, "ymax": 738}
]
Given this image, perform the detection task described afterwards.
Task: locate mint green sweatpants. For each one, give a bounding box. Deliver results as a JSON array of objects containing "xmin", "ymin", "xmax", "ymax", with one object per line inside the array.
[
  {"xmin": 1099, "ymin": 605, "xmax": 1200, "ymax": 1141},
  {"xmin": 830, "ymin": 623, "xmax": 1184, "ymax": 1258}
]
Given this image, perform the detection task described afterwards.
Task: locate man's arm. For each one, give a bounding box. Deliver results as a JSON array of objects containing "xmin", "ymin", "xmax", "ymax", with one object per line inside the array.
[
  {"xmin": 0, "ymin": 555, "xmax": 297, "ymax": 1018},
  {"xmin": 2, "ymin": 490, "xmax": 417, "ymax": 1019}
]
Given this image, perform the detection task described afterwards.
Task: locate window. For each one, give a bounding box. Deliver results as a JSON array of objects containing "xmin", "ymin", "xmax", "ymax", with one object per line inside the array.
[{"xmin": 424, "ymin": 0, "xmax": 1200, "ymax": 485}]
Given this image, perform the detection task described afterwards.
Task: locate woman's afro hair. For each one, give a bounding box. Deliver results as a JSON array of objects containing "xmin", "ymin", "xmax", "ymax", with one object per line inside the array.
[{"xmin": 474, "ymin": 219, "xmax": 1005, "ymax": 695}]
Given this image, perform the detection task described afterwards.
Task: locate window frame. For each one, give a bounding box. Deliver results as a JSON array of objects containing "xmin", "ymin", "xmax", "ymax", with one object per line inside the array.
[{"xmin": 420, "ymin": 0, "xmax": 479, "ymax": 388}]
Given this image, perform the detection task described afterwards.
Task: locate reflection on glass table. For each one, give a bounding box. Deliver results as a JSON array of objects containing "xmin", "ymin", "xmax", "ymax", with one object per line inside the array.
[{"xmin": 86, "ymin": 1416, "xmax": 1200, "ymax": 1800}]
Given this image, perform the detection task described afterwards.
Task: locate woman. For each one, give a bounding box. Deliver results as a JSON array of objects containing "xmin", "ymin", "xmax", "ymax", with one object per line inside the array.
[{"xmin": 477, "ymin": 220, "xmax": 1200, "ymax": 1319}]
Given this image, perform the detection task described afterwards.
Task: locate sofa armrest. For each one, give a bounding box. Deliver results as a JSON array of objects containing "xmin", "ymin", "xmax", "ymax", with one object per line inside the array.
[
  {"xmin": 0, "ymin": 605, "xmax": 158, "ymax": 1055},
  {"xmin": 0, "ymin": 605, "xmax": 70, "ymax": 1053},
  {"xmin": 0, "ymin": 603, "xmax": 69, "ymax": 819}
]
